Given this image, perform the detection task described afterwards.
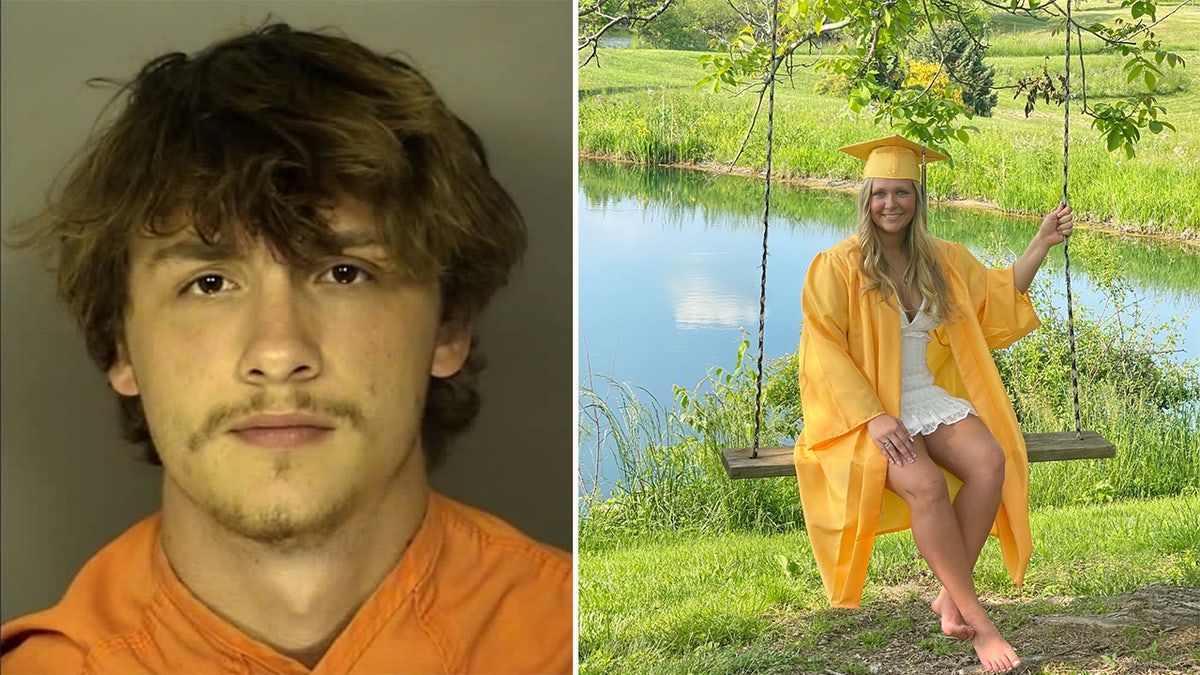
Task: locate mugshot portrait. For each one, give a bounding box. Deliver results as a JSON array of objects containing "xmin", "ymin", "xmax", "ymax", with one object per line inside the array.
[{"xmin": 0, "ymin": 1, "xmax": 573, "ymax": 665}]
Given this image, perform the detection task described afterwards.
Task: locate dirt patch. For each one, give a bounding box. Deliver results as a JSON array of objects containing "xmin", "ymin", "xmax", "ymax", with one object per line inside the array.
[{"xmin": 771, "ymin": 584, "xmax": 1200, "ymax": 674}]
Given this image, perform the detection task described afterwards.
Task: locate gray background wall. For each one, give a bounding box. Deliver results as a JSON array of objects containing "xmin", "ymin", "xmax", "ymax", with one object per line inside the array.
[{"xmin": 1, "ymin": 0, "xmax": 573, "ymax": 623}]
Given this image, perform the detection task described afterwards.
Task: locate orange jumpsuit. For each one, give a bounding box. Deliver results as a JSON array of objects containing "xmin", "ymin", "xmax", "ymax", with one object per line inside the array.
[
  {"xmin": 794, "ymin": 236, "xmax": 1040, "ymax": 608},
  {"xmin": 0, "ymin": 492, "xmax": 572, "ymax": 674}
]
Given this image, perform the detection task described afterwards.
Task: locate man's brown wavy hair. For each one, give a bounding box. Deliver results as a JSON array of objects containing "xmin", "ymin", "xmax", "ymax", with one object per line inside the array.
[{"xmin": 8, "ymin": 23, "xmax": 526, "ymax": 469}]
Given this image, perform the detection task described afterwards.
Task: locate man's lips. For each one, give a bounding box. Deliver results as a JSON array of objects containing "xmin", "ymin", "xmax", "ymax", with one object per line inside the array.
[
  {"xmin": 229, "ymin": 413, "xmax": 335, "ymax": 432},
  {"xmin": 228, "ymin": 413, "xmax": 335, "ymax": 450}
]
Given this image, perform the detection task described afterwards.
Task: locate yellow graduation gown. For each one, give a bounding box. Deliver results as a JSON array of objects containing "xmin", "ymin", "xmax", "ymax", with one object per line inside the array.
[{"xmin": 794, "ymin": 236, "xmax": 1040, "ymax": 608}]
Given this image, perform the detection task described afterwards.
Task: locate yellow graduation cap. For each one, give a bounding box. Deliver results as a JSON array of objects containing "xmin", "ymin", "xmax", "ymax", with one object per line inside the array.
[{"xmin": 839, "ymin": 134, "xmax": 949, "ymax": 181}]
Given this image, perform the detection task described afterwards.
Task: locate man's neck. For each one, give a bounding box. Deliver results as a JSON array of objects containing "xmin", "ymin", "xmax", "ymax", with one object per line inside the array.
[{"xmin": 158, "ymin": 455, "xmax": 429, "ymax": 669}]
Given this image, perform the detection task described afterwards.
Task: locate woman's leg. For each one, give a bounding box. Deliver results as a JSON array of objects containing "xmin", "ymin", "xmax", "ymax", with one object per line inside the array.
[
  {"xmin": 922, "ymin": 416, "xmax": 1006, "ymax": 640},
  {"xmin": 887, "ymin": 433, "xmax": 1019, "ymax": 673}
]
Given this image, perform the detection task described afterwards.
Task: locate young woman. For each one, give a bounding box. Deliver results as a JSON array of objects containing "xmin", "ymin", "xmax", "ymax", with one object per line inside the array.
[{"xmin": 794, "ymin": 135, "xmax": 1072, "ymax": 674}]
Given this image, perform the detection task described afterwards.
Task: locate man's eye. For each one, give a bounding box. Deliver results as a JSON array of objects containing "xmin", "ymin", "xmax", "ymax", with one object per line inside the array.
[
  {"xmin": 184, "ymin": 274, "xmax": 231, "ymax": 296},
  {"xmin": 320, "ymin": 264, "xmax": 374, "ymax": 285}
]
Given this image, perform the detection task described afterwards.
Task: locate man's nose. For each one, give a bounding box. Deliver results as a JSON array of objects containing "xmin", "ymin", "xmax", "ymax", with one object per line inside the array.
[{"xmin": 237, "ymin": 273, "xmax": 321, "ymax": 386}]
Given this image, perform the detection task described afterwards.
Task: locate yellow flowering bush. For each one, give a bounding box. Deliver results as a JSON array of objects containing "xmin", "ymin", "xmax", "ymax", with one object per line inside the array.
[{"xmin": 903, "ymin": 60, "xmax": 964, "ymax": 105}]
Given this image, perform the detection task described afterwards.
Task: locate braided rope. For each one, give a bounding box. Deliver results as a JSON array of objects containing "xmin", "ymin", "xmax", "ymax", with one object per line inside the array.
[
  {"xmin": 1063, "ymin": 0, "xmax": 1083, "ymax": 438},
  {"xmin": 751, "ymin": 0, "xmax": 781, "ymax": 458}
]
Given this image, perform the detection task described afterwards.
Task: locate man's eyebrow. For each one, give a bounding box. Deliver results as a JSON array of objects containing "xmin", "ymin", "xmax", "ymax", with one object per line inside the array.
[
  {"xmin": 145, "ymin": 231, "xmax": 388, "ymax": 270},
  {"xmin": 147, "ymin": 239, "xmax": 240, "ymax": 271},
  {"xmin": 329, "ymin": 231, "xmax": 387, "ymax": 251}
]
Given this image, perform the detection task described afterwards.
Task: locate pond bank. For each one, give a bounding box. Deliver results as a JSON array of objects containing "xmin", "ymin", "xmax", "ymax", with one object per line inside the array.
[{"xmin": 580, "ymin": 151, "xmax": 1200, "ymax": 248}]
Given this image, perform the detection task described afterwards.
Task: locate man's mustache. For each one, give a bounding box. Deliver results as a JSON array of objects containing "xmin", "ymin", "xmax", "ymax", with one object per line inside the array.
[{"xmin": 188, "ymin": 390, "xmax": 364, "ymax": 452}]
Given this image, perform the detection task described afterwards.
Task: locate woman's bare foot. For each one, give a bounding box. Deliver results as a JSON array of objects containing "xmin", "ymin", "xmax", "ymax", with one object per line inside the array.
[
  {"xmin": 931, "ymin": 589, "xmax": 975, "ymax": 641},
  {"xmin": 970, "ymin": 621, "xmax": 1021, "ymax": 673}
]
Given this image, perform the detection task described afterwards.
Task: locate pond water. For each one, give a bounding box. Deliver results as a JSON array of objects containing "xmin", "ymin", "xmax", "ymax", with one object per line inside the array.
[{"xmin": 578, "ymin": 160, "xmax": 1200, "ymax": 496}]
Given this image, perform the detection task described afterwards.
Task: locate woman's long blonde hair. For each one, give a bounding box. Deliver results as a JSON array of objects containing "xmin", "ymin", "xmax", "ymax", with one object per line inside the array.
[{"xmin": 856, "ymin": 178, "xmax": 959, "ymax": 323}]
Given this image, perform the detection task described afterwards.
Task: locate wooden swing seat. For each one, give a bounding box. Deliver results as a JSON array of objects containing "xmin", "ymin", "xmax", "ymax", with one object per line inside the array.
[{"xmin": 721, "ymin": 430, "xmax": 1115, "ymax": 480}]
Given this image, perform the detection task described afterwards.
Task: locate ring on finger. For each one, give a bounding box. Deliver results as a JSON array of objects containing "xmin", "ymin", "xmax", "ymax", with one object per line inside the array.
[{"xmin": 882, "ymin": 440, "xmax": 891, "ymax": 447}]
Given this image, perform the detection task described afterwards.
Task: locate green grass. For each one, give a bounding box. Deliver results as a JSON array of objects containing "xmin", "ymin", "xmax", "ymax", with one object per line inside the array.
[
  {"xmin": 579, "ymin": 494, "xmax": 1200, "ymax": 674},
  {"xmin": 578, "ymin": 4, "xmax": 1200, "ymax": 233}
]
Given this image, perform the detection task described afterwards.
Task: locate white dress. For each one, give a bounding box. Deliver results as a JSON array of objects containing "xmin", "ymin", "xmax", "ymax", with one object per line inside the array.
[{"xmin": 899, "ymin": 298, "xmax": 978, "ymax": 437}]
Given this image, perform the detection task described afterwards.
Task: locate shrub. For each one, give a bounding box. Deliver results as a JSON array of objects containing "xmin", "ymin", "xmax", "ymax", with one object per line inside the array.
[
  {"xmin": 903, "ymin": 60, "xmax": 965, "ymax": 106},
  {"xmin": 813, "ymin": 72, "xmax": 854, "ymax": 98},
  {"xmin": 911, "ymin": 21, "xmax": 998, "ymax": 116}
]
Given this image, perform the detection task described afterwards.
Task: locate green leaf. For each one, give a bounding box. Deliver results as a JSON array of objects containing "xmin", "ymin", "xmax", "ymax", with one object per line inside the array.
[
  {"xmin": 956, "ymin": 128, "xmax": 969, "ymax": 143},
  {"xmin": 1149, "ymin": 120, "xmax": 1163, "ymax": 133},
  {"xmin": 1145, "ymin": 71, "xmax": 1156, "ymax": 91},
  {"xmin": 1107, "ymin": 131, "xmax": 1121, "ymax": 152},
  {"xmin": 1127, "ymin": 64, "xmax": 1143, "ymax": 83}
]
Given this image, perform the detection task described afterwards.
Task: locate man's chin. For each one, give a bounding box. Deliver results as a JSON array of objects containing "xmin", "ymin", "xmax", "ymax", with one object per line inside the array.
[{"xmin": 205, "ymin": 494, "xmax": 358, "ymax": 550}]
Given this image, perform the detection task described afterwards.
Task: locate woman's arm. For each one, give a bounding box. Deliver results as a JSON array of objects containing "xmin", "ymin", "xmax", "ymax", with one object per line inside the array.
[{"xmin": 1013, "ymin": 203, "xmax": 1074, "ymax": 294}]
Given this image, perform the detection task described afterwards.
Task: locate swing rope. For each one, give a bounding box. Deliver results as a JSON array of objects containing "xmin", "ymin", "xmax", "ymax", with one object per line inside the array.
[
  {"xmin": 750, "ymin": 0, "xmax": 781, "ymax": 458},
  {"xmin": 748, "ymin": 0, "xmax": 1086, "ymax": 456},
  {"xmin": 1063, "ymin": 0, "xmax": 1084, "ymax": 439}
]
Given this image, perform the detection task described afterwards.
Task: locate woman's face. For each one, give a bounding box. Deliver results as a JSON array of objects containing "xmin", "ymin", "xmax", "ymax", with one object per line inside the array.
[{"xmin": 868, "ymin": 178, "xmax": 917, "ymax": 234}]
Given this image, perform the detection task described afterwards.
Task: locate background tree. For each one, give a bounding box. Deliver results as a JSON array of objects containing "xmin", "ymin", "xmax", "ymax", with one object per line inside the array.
[
  {"xmin": 578, "ymin": 0, "xmax": 676, "ymax": 66},
  {"xmin": 633, "ymin": 0, "xmax": 744, "ymax": 50},
  {"xmin": 911, "ymin": 15, "xmax": 998, "ymax": 116},
  {"xmin": 582, "ymin": 0, "xmax": 1187, "ymax": 158}
]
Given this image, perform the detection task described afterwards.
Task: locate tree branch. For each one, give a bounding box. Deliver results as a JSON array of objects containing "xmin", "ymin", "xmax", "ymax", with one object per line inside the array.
[
  {"xmin": 727, "ymin": 0, "xmax": 766, "ymax": 33},
  {"xmin": 578, "ymin": 0, "xmax": 675, "ymax": 67},
  {"xmin": 579, "ymin": 0, "xmax": 603, "ymax": 19},
  {"xmin": 916, "ymin": 0, "xmax": 996, "ymax": 105},
  {"xmin": 728, "ymin": 84, "xmax": 769, "ymax": 168},
  {"xmin": 1076, "ymin": 24, "xmax": 1089, "ymax": 115}
]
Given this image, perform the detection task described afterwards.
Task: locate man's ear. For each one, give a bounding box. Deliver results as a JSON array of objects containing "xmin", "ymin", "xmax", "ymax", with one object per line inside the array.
[
  {"xmin": 107, "ymin": 340, "xmax": 140, "ymax": 396},
  {"xmin": 431, "ymin": 320, "xmax": 472, "ymax": 379}
]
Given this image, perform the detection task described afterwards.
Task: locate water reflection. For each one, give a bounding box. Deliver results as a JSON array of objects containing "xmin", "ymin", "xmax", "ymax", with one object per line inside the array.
[{"xmin": 670, "ymin": 259, "xmax": 766, "ymax": 330}]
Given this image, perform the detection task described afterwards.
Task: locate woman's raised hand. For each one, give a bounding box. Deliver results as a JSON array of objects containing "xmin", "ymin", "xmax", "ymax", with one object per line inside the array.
[
  {"xmin": 866, "ymin": 414, "xmax": 916, "ymax": 465},
  {"xmin": 1037, "ymin": 202, "xmax": 1074, "ymax": 247}
]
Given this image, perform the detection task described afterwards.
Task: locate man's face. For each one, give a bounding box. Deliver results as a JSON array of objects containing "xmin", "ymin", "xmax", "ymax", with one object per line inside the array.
[{"xmin": 108, "ymin": 200, "xmax": 470, "ymax": 545}]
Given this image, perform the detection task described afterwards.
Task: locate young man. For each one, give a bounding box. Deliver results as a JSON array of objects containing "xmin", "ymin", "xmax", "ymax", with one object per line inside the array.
[{"xmin": 1, "ymin": 22, "xmax": 571, "ymax": 674}]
